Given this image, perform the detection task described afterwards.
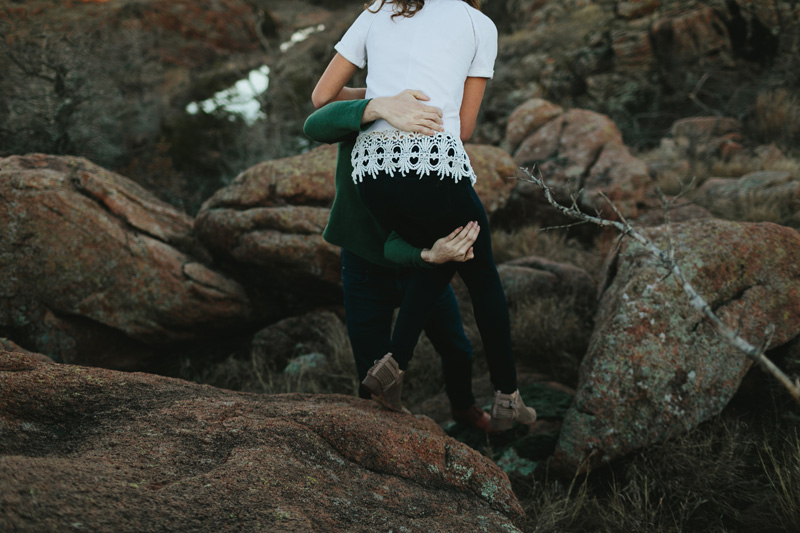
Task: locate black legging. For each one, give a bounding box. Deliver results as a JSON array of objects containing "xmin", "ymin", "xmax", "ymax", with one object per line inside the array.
[{"xmin": 358, "ymin": 171, "xmax": 517, "ymax": 394}]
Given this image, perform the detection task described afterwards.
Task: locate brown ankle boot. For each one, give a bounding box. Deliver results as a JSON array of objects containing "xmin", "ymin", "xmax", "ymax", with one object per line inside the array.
[
  {"xmin": 451, "ymin": 405, "xmax": 493, "ymax": 433},
  {"xmin": 490, "ymin": 389, "xmax": 537, "ymax": 431},
  {"xmin": 361, "ymin": 353, "xmax": 406, "ymax": 412}
]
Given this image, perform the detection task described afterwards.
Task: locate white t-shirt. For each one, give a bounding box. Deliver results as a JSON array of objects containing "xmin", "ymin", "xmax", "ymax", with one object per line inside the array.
[
  {"xmin": 335, "ymin": 0, "xmax": 498, "ymax": 136},
  {"xmin": 335, "ymin": 0, "xmax": 498, "ymax": 183}
]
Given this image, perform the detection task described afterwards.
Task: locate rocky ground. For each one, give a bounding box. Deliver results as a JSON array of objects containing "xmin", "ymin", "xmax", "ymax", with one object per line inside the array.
[{"xmin": 2, "ymin": 0, "xmax": 800, "ymax": 531}]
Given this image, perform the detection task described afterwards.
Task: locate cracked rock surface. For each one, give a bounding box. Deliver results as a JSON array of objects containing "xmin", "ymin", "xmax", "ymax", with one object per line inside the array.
[
  {"xmin": 551, "ymin": 219, "xmax": 800, "ymax": 474},
  {"xmin": 0, "ymin": 154, "xmax": 252, "ymax": 369},
  {"xmin": 0, "ymin": 351, "xmax": 524, "ymax": 532}
]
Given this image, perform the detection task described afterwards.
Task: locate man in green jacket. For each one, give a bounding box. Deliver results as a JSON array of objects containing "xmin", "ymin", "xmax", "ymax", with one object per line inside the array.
[{"xmin": 304, "ymin": 91, "xmax": 491, "ymax": 431}]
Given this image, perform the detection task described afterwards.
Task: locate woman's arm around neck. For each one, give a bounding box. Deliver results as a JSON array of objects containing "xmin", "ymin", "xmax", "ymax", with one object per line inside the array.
[{"xmin": 312, "ymin": 53, "xmax": 362, "ymax": 108}]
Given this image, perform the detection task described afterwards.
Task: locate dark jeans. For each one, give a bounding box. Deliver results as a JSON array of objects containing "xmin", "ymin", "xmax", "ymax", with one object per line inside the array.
[
  {"xmin": 341, "ymin": 249, "xmax": 475, "ymax": 410},
  {"xmin": 359, "ymin": 173, "xmax": 517, "ymax": 393}
]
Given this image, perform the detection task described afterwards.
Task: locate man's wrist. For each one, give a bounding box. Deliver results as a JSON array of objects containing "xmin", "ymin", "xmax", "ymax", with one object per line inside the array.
[
  {"xmin": 362, "ymin": 97, "xmax": 382, "ymax": 124},
  {"xmin": 420, "ymin": 248, "xmax": 434, "ymax": 263}
]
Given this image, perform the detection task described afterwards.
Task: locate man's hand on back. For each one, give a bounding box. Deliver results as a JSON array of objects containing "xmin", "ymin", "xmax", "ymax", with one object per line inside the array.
[{"xmin": 362, "ymin": 89, "xmax": 444, "ymax": 136}]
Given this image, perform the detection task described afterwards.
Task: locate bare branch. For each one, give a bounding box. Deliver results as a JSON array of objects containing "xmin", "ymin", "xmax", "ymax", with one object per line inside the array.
[
  {"xmin": 688, "ymin": 73, "xmax": 719, "ymax": 115},
  {"xmin": 538, "ymin": 220, "xmax": 591, "ymax": 232},
  {"xmin": 519, "ymin": 165, "xmax": 800, "ymax": 402}
]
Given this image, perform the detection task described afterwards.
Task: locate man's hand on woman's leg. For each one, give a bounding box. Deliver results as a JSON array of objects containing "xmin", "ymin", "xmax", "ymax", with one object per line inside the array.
[{"xmin": 421, "ymin": 221, "xmax": 480, "ymax": 264}]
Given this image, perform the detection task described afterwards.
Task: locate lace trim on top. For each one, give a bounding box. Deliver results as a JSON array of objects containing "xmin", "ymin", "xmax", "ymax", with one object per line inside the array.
[{"xmin": 351, "ymin": 130, "xmax": 476, "ymax": 184}]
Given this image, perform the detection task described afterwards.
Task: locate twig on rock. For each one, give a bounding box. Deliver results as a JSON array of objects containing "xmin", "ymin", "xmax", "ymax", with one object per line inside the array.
[{"xmin": 517, "ymin": 166, "xmax": 800, "ymax": 401}]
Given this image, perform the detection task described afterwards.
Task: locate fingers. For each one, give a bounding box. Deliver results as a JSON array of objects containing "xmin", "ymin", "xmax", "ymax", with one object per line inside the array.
[
  {"xmin": 443, "ymin": 222, "xmax": 479, "ymax": 261},
  {"xmin": 419, "ymin": 105, "xmax": 443, "ymax": 117},
  {"xmin": 463, "ymin": 221, "xmax": 480, "ymax": 245},
  {"xmin": 405, "ymin": 89, "xmax": 431, "ymax": 101},
  {"xmin": 451, "ymin": 221, "xmax": 479, "ymax": 246},
  {"xmin": 445, "ymin": 226, "xmax": 464, "ymax": 241},
  {"xmin": 412, "ymin": 110, "xmax": 443, "ymax": 135}
]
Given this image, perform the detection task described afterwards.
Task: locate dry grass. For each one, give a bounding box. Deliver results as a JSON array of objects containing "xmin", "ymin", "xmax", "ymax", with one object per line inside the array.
[
  {"xmin": 491, "ymin": 225, "xmax": 605, "ymax": 280},
  {"xmin": 516, "ymin": 413, "xmax": 795, "ymax": 532},
  {"xmin": 761, "ymin": 429, "xmax": 800, "ymax": 532},
  {"xmin": 177, "ymin": 315, "xmax": 455, "ymax": 409},
  {"xmin": 752, "ymin": 89, "xmax": 800, "ymax": 145},
  {"xmin": 509, "ymin": 294, "xmax": 588, "ymax": 385},
  {"xmin": 178, "ymin": 320, "xmax": 359, "ymax": 396}
]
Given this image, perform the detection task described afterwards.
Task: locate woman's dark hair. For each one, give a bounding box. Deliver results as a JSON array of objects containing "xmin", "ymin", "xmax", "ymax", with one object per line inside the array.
[{"xmin": 367, "ymin": 0, "xmax": 480, "ymax": 19}]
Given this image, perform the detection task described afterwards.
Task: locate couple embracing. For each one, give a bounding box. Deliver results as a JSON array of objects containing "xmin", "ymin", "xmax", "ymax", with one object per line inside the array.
[{"xmin": 305, "ymin": 0, "xmax": 536, "ymax": 431}]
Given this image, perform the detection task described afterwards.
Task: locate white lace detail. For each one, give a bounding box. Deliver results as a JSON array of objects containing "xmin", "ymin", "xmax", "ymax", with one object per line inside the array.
[{"xmin": 351, "ymin": 130, "xmax": 476, "ymax": 184}]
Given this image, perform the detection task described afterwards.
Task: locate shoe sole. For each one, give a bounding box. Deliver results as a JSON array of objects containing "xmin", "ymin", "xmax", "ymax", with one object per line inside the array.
[
  {"xmin": 489, "ymin": 414, "xmax": 537, "ymax": 431},
  {"xmin": 489, "ymin": 418, "xmax": 514, "ymax": 431}
]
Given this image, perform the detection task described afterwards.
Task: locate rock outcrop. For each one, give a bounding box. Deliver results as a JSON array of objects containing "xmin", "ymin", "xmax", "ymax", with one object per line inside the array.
[
  {"xmin": 480, "ymin": 0, "xmax": 794, "ymax": 148},
  {"xmin": 552, "ymin": 219, "xmax": 800, "ymax": 474},
  {"xmin": 504, "ymin": 99, "xmax": 651, "ymax": 222},
  {"xmin": 0, "ymin": 154, "xmax": 252, "ymax": 369},
  {"xmin": 0, "ymin": 352, "xmax": 524, "ymax": 532},
  {"xmin": 195, "ymin": 145, "xmax": 341, "ymax": 315}
]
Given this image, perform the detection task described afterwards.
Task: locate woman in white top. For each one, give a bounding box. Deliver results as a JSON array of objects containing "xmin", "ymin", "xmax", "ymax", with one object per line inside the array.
[{"xmin": 312, "ymin": 0, "xmax": 536, "ymax": 430}]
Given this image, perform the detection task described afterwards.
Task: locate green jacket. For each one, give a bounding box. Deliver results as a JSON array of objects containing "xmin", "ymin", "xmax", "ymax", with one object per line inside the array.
[{"xmin": 303, "ymin": 99, "xmax": 428, "ymax": 268}]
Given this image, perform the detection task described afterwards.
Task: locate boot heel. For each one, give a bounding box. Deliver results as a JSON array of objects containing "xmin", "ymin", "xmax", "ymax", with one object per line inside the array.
[
  {"xmin": 362, "ymin": 375, "xmax": 381, "ymax": 398},
  {"xmin": 489, "ymin": 417, "xmax": 513, "ymax": 431},
  {"xmin": 490, "ymin": 389, "xmax": 537, "ymax": 429},
  {"xmin": 361, "ymin": 353, "xmax": 406, "ymax": 412}
]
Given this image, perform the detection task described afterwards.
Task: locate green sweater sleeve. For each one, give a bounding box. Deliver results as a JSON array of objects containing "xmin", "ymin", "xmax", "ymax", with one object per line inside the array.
[
  {"xmin": 385, "ymin": 231, "xmax": 429, "ymax": 269},
  {"xmin": 303, "ymin": 99, "xmax": 371, "ymax": 144}
]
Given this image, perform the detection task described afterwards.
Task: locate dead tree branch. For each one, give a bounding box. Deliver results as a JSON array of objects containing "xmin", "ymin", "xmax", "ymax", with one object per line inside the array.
[{"xmin": 518, "ymin": 166, "xmax": 800, "ymax": 401}]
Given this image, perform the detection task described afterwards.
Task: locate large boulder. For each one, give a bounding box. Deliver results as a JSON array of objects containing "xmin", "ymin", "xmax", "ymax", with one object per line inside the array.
[
  {"xmin": 250, "ymin": 309, "xmax": 347, "ymax": 369},
  {"xmin": 0, "ymin": 352, "xmax": 525, "ymax": 532},
  {"xmin": 502, "ymin": 256, "xmax": 597, "ymax": 312},
  {"xmin": 0, "ymin": 154, "xmax": 252, "ymax": 369},
  {"xmin": 506, "ymin": 100, "xmax": 651, "ymax": 223},
  {"xmin": 195, "ymin": 145, "xmax": 344, "ymax": 316},
  {"xmin": 195, "ymin": 144, "xmax": 518, "ymax": 313},
  {"xmin": 552, "ymin": 219, "xmax": 800, "ymax": 474},
  {"xmin": 692, "ymin": 170, "xmax": 800, "ymax": 228}
]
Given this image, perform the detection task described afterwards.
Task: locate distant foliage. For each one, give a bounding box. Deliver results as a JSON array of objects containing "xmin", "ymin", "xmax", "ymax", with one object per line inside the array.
[{"xmin": 0, "ymin": 26, "xmax": 132, "ymax": 166}]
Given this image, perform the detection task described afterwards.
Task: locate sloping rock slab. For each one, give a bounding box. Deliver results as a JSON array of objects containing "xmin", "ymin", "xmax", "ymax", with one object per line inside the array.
[
  {"xmin": 0, "ymin": 154, "xmax": 251, "ymax": 369},
  {"xmin": 0, "ymin": 352, "xmax": 524, "ymax": 532},
  {"xmin": 552, "ymin": 219, "xmax": 800, "ymax": 474}
]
